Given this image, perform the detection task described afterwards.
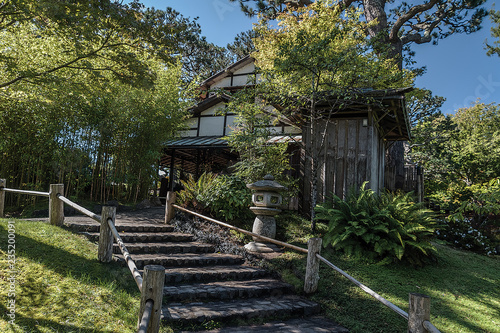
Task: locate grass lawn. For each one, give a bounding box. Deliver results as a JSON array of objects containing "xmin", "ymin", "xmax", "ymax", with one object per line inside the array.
[
  {"xmin": 270, "ymin": 213, "xmax": 500, "ymax": 333},
  {"xmin": 0, "ymin": 219, "xmax": 173, "ymax": 333},
  {"xmin": 1, "ymin": 215, "xmax": 498, "ymax": 332}
]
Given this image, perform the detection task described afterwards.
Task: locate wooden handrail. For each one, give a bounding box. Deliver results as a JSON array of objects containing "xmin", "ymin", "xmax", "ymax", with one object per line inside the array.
[
  {"xmin": 171, "ymin": 203, "xmax": 443, "ymax": 332},
  {"xmin": 57, "ymin": 194, "xmax": 101, "ymax": 222},
  {"xmin": 107, "ymin": 217, "xmax": 143, "ymax": 291},
  {"xmin": 172, "ymin": 204, "xmax": 308, "ymax": 254},
  {"xmin": 1, "ymin": 188, "xmax": 49, "ymax": 197},
  {"xmin": 137, "ymin": 299, "xmax": 154, "ymax": 333},
  {"xmin": 317, "ymin": 254, "xmax": 409, "ymax": 320}
]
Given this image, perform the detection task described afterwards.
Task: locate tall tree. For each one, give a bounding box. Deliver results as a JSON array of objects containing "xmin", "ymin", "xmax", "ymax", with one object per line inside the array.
[
  {"xmin": 0, "ymin": 0, "xmax": 200, "ymax": 89},
  {"xmin": 227, "ymin": 30, "xmax": 258, "ymax": 60},
  {"xmin": 232, "ymin": 0, "xmax": 488, "ymax": 191},
  {"xmin": 486, "ymin": 9, "xmax": 500, "ymax": 56},
  {"xmin": 410, "ymin": 102, "xmax": 500, "ymax": 187},
  {"xmin": 231, "ymin": 0, "xmax": 487, "ymax": 62},
  {"xmin": 251, "ymin": 1, "xmax": 413, "ymax": 227},
  {"xmin": 406, "ymin": 88, "xmax": 446, "ymax": 127}
]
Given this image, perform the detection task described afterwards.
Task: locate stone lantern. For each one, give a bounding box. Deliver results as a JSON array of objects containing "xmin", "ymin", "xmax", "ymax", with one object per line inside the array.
[{"xmin": 244, "ymin": 174, "xmax": 287, "ymax": 253}]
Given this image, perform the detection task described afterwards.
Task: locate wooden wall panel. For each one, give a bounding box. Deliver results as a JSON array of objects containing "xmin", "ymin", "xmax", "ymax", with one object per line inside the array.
[{"xmin": 300, "ymin": 116, "xmax": 385, "ymax": 215}]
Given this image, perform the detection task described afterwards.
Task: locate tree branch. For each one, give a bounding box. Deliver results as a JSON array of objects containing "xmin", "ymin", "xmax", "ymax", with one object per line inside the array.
[
  {"xmin": 390, "ymin": 0, "xmax": 440, "ymax": 42},
  {"xmin": 0, "ymin": 35, "xmax": 137, "ymax": 88}
]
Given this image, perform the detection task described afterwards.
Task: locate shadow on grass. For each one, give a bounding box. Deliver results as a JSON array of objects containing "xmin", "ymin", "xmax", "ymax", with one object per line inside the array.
[
  {"xmin": 1, "ymin": 302, "xmax": 118, "ymax": 333},
  {"xmin": 269, "ymin": 245, "xmax": 499, "ymax": 333},
  {"xmin": 0, "ymin": 221, "xmax": 141, "ymax": 332},
  {"xmin": 0, "ymin": 222, "xmax": 138, "ymax": 292}
]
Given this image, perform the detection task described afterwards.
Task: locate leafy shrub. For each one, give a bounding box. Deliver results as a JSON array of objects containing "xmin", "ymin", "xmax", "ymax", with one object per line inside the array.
[
  {"xmin": 203, "ymin": 175, "xmax": 253, "ymax": 222},
  {"xmin": 176, "ymin": 172, "xmax": 217, "ymax": 213},
  {"xmin": 176, "ymin": 173, "xmax": 253, "ymax": 222},
  {"xmin": 436, "ymin": 215, "xmax": 496, "ymax": 255},
  {"xmin": 433, "ymin": 178, "xmax": 500, "ymax": 254},
  {"xmin": 315, "ymin": 182, "xmax": 437, "ymax": 266}
]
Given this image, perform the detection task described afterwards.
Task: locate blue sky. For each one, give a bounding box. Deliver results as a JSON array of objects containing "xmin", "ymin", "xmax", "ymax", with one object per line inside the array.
[{"xmin": 142, "ymin": 0, "xmax": 499, "ymax": 114}]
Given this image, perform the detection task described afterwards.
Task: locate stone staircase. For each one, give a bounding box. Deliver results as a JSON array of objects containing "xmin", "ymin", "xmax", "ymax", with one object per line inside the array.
[{"xmin": 65, "ymin": 210, "xmax": 348, "ymax": 332}]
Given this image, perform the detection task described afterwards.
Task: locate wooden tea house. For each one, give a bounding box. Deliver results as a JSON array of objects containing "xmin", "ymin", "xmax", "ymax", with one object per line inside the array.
[{"xmin": 160, "ymin": 56, "xmax": 412, "ymax": 213}]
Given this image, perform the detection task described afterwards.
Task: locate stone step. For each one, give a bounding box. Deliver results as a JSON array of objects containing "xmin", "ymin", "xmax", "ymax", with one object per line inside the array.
[
  {"xmin": 162, "ymin": 295, "xmax": 321, "ymax": 325},
  {"xmin": 116, "ymin": 253, "xmax": 244, "ymax": 269},
  {"xmin": 163, "ymin": 278, "xmax": 293, "ymax": 302},
  {"xmin": 64, "ymin": 221, "xmax": 174, "ymax": 233},
  {"xmin": 163, "ymin": 265, "xmax": 271, "ymax": 284},
  {"xmin": 83, "ymin": 231, "xmax": 193, "ymax": 243},
  {"xmin": 182, "ymin": 316, "xmax": 350, "ymax": 332},
  {"xmin": 112, "ymin": 242, "xmax": 214, "ymax": 254}
]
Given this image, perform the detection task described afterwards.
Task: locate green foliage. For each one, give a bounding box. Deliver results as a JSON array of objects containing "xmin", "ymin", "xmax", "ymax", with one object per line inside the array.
[
  {"xmin": 203, "ymin": 175, "xmax": 253, "ymax": 222},
  {"xmin": 176, "ymin": 172, "xmax": 218, "ymax": 212},
  {"xmin": 315, "ymin": 182, "xmax": 437, "ymax": 266},
  {"xmin": 405, "ymin": 88, "xmax": 446, "ymax": 127},
  {"xmin": 434, "ymin": 178, "xmax": 500, "ymax": 254},
  {"xmin": 437, "ymin": 215, "xmax": 497, "ymax": 255},
  {"xmin": 486, "ymin": 9, "xmax": 500, "ymax": 57},
  {"xmin": 176, "ymin": 173, "xmax": 253, "ymax": 222},
  {"xmin": 0, "ymin": 1, "xmax": 198, "ymax": 208},
  {"xmin": 224, "ymin": 89, "xmax": 298, "ymax": 195},
  {"xmin": 0, "ymin": 1, "xmax": 201, "ymax": 88},
  {"xmin": 253, "ymin": 2, "xmax": 413, "ymax": 100}
]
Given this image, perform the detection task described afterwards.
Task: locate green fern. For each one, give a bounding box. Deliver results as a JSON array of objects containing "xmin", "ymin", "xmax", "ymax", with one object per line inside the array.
[{"xmin": 315, "ymin": 183, "xmax": 438, "ymax": 266}]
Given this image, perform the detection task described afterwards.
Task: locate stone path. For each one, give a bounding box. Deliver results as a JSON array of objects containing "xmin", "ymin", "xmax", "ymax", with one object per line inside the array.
[{"xmin": 63, "ymin": 206, "xmax": 348, "ymax": 332}]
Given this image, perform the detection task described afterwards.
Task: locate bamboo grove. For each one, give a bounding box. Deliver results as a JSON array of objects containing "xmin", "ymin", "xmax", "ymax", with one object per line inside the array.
[{"xmin": 0, "ymin": 1, "xmax": 194, "ymax": 209}]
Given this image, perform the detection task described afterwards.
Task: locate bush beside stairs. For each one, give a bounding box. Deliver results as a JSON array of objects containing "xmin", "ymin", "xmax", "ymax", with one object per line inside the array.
[{"xmin": 65, "ymin": 211, "xmax": 348, "ymax": 332}]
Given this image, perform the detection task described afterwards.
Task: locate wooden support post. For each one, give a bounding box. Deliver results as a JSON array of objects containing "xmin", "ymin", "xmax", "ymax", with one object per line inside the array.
[
  {"xmin": 304, "ymin": 237, "xmax": 322, "ymax": 294},
  {"xmin": 408, "ymin": 293, "xmax": 431, "ymax": 333},
  {"xmin": 49, "ymin": 184, "xmax": 64, "ymax": 226},
  {"xmin": 138, "ymin": 265, "xmax": 165, "ymax": 333},
  {"xmin": 98, "ymin": 206, "xmax": 116, "ymax": 263},
  {"xmin": 164, "ymin": 191, "xmax": 176, "ymax": 224},
  {"xmin": 0, "ymin": 179, "xmax": 5, "ymax": 218}
]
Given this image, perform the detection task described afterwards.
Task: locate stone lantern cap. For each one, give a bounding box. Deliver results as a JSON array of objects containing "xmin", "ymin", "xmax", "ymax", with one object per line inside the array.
[{"xmin": 246, "ymin": 174, "xmax": 287, "ymax": 192}]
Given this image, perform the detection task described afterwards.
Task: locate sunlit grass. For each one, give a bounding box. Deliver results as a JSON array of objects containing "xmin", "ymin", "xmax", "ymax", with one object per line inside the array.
[
  {"xmin": 0, "ymin": 219, "xmax": 173, "ymax": 333},
  {"xmin": 268, "ymin": 214, "xmax": 500, "ymax": 333}
]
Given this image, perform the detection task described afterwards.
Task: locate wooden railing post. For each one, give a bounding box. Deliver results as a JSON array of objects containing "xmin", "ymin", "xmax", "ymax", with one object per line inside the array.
[
  {"xmin": 164, "ymin": 191, "xmax": 176, "ymax": 224},
  {"xmin": 408, "ymin": 293, "xmax": 431, "ymax": 333},
  {"xmin": 98, "ymin": 206, "xmax": 116, "ymax": 263},
  {"xmin": 0, "ymin": 179, "xmax": 5, "ymax": 218},
  {"xmin": 138, "ymin": 265, "xmax": 165, "ymax": 333},
  {"xmin": 304, "ymin": 237, "xmax": 322, "ymax": 294},
  {"xmin": 49, "ymin": 184, "xmax": 64, "ymax": 226}
]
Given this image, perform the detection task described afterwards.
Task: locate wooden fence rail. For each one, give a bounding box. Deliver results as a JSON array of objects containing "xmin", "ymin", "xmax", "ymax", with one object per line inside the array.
[
  {"xmin": 0, "ymin": 180, "xmax": 163, "ymax": 333},
  {"xmin": 166, "ymin": 192, "xmax": 441, "ymax": 333}
]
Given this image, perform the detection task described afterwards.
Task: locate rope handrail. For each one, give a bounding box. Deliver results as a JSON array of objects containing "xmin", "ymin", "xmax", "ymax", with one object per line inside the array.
[
  {"xmin": 423, "ymin": 320, "xmax": 441, "ymax": 333},
  {"xmin": 137, "ymin": 299, "xmax": 154, "ymax": 333},
  {"xmin": 174, "ymin": 204, "xmax": 415, "ymax": 323},
  {"xmin": 172, "ymin": 204, "xmax": 308, "ymax": 254},
  {"xmin": 1, "ymin": 187, "xmax": 50, "ymax": 197},
  {"xmin": 316, "ymin": 254, "xmax": 409, "ymax": 320},
  {"xmin": 57, "ymin": 194, "xmax": 101, "ymax": 222},
  {"xmin": 107, "ymin": 217, "xmax": 144, "ymax": 291}
]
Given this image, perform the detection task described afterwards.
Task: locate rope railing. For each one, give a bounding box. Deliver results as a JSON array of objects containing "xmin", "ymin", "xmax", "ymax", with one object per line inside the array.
[
  {"xmin": 1, "ymin": 188, "xmax": 50, "ymax": 197},
  {"xmin": 107, "ymin": 217, "xmax": 143, "ymax": 291},
  {"xmin": 172, "ymin": 204, "xmax": 308, "ymax": 254},
  {"xmin": 168, "ymin": 198, "xmax": 440, "ymax": 333},
  {"xmin": 317, "ymin": 254, "xmax": 408, "ymax": 319},
  {"xmin": 423, "ymin": 320, "xmax": 441, "ymax": 333},
  {"xmin": 57, "ymin": 194, "xmax": 101, "ymax": 222},
  {"xmin": 137, "ymin": 299, "xmax": 154, "ymax": 333}
]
